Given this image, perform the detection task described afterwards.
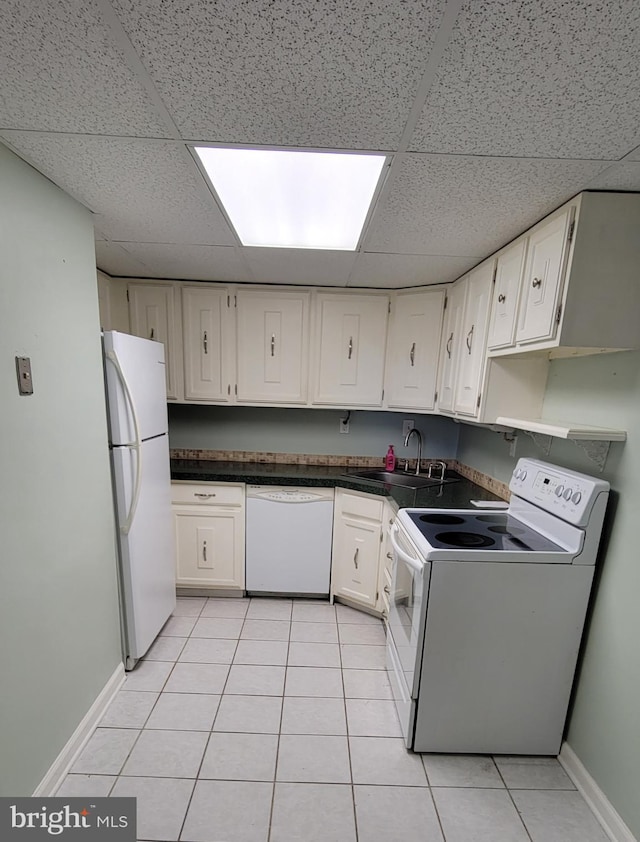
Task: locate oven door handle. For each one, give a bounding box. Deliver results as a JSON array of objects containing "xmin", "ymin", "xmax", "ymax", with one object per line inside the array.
[{"xmin": 389, "ymin": 525, "xmax": 424, "ymax": 574}]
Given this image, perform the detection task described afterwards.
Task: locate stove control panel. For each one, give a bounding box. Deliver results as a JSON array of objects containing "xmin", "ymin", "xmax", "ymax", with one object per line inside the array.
[{"xmin": 509, "ymin": 458, "xmax": 609, "ymax": 526}]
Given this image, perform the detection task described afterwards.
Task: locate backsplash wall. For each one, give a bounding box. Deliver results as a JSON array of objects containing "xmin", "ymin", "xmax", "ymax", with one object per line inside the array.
[{"xmin": 168, "ymin": 405, "xmax": 460, "ymax": 461}]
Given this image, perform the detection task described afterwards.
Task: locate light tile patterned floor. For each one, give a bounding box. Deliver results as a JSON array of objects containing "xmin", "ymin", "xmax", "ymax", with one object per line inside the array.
[{"xmin": 59, "ymin": 596, "xmax": 610, "ymax": 842}]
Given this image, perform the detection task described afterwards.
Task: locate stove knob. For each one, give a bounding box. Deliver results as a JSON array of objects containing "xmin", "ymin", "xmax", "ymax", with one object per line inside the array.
[
  {"xmin": 563, "ymin": 487, "xmax": 573, "ymax": 501},
  {"xmin": 513, "ymin": 468, "xmax": 521, "ymax": 479},
  {"xmin": 555, "ymin": 485, "xmax": 564, "ymax": 497},
  {"xmin": 572, "ymin": 490, "xmax": 582, "ymax": 504},
  {"xmin": 521, "ymin": 470, "xmax": 527, "ymax": 480}
]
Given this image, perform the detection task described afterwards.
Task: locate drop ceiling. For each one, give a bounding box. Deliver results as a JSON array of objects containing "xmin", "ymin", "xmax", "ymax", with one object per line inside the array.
[{"xmin": 1, "ymin": 0, "xmax": 640, "ymax": 288}]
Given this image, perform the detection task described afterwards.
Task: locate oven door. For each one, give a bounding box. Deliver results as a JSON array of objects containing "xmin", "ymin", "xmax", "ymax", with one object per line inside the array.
[{"xmin": 386, "ymin": 522, "xmax": 430, "ymax": 746}]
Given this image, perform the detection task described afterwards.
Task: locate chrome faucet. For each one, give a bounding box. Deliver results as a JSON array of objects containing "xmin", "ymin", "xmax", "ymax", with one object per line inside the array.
[{"xmin": 404, "ymin": 428, "xmax": 423, "ymax": 475}]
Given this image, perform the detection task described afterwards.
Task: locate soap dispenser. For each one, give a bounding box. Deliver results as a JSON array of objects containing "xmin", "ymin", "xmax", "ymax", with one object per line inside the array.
[{"xmin": 385, "ymin": 445, "xmax": 396, "ymax": 472}]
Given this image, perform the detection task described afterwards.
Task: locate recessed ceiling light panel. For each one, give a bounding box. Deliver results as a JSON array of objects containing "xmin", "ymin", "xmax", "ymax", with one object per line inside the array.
[{"xmin": 194, "ymin": 147, "xmax": 387, "ymax": 250}]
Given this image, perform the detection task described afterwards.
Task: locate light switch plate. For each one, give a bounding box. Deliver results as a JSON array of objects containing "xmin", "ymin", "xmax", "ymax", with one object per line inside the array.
[{"xmin": 15, "ymin": 356, "xmax": 34, "ymax": 395}]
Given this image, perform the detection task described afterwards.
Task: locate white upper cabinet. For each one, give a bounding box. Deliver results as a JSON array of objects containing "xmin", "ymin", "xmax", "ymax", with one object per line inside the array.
[
  {"xmin": 453, "ymin": 261, "xmax": 494, "ymax": 417},
  {"xmin": 384, "ymin": 288, "xmax": 445, "ymax": 411},
  {"xmin": 128, "ymin": 282, "xmax": 182, "ymax": 401},
  {"xmin": 311, "ymin": 292, "xmax": 389, "ymax": 407},
  {"xmin": 436, "ymin": 278, "xmax": 467, "ymax": 415},
  {"xmin": 487, "ymin": 240, "xmax": 527, "ymax": 351},
  {"xmin": 236, "ymin": 288, "xmax": 310, "ymax": 404},
  {"xmin": 182, "ymin": 286, "xmax": 234, "ymax": 403}
]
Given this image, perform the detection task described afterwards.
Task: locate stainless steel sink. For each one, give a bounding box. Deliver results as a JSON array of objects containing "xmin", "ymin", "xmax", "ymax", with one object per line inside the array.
[{"xmin": 344, "ymin": 470, "xmax": 459, "ymax": 489}]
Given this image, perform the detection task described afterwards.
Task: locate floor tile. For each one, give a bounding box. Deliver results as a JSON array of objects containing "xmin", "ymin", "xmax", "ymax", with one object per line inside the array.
[
  {"xmin": 163, "ymin": 663, "xmax": 229, "ymax": 694},
  {"xmin": 201, "ymin": 597, "xmax": 250, "ymax": 618},
  {"xmin": 338, "ymin": 623, "xmax": 386, "ymax": 645},
  {"xmin": 121, "ymin": 728, "xmax": 208, "ymax": 778},
  {"xmin": 213, "ymin": 694, "xmax": 283, "ymax": 733},
  {"xmin": 173, "ymin": 597, "xmax": 207, "ymax": 616},
  {"xmin": 424, "ymin": 754, "xmax": 504, "ymax": 788},
  {"xmin": 354, "ymin": 785, "xmax": 444, "ymax": 842},
  {"xmin": 276, "ymin": 734, "xmax": 351, "ymax": 783},
  {"xmin": 160, "ymin": 615, "xmax": 197, "ymax": 636},
  {"xmin": 335, "ymin": 603, "xmax": 381, "ymax": 624},
  {"xmin": 181, "ymin": 779, "xmax": 273, "ymax": 842},
  {"xmin": 55, "ymin": 774, "xmax": 116, "ymax": 797},
  {"xmin": 290, "ymin": 621, "xmax": 338, "ymax": 643},
  {"xmin": 291, "ymin": 601, "xmax": 337, "ymax": 623},
  {"xmin": 99, "ymin": 690, "xmax": 158, "ymax": 728},
  {"xmin": 511, "ymin": 790, "xmax": 610, "ymax": 842},
  {"xmin": 145, "ymin": 692, "xmax": 220, "ymax": 731},
  {"xmin": 200, "ymin": 732, "xmax": 279, "ymax": 781},
  {"xmin": 280, "ymin": 697, "xmax": 347, "ymax": 735},
  {"xmin": 144, "ymin": 635, "xmax": 187, "ymax": 661},
  {"xmin": 191, "ymin": 617, "xmax": 244, "ymax": 639},
  {"xmin": 234, "ymin": 639, "xmax": 289, "ymax": 666},
  {"xmin": 495, "ymin": 756, "xmax": 576, "ymax": 789},
  {"xmin": 346, "ymin": 699, "xmax": 401, "ymax": 737},
  {"xmin": 122, "ymin": 660, "xmax": 173, "ymax": 692},
  {"xmin": 270, "ymin": 782, "xmax": 356, "ymax": 842},
  {"xmin": 288, "ymin": 641, "xmax": 341, "ymax": 668},
  {"xmin": 284, "ymin": 667, "xmax": 344, "ymax": 698},
  {"xmin": 178, "ymin": 637, "xmax": 237, "ymax": 664},
  {"xmin": 224, "ymin": 664, "xmax": 286, "ymax": 696},
  {"xmin": 342, "ymin": 668, "xmax": 393, "ymax": 699},
  {"xmin": 433, "ymin": 787, "xmax": 530, "ymax": 841},
  {"xmin": 240, "ymin": 618, "xmax": 290, "ymax": 641},
  {"xmin": 340, "ymin": 644, "xmax": 387, "ymax": 669},
  {"xmin": 246, "ymin": 598, "xmax": 293, "ymax": 620},
  {"xmin": 350, "ymin": 737, "xmax": 427, "ymax": 786},
  {"xmin": 71, "ymin": 728, "xmax": 139, "ymax": 775},
  {"xmin": 111, "ymin": 775, "xmax": 195, "ymax": 841}
]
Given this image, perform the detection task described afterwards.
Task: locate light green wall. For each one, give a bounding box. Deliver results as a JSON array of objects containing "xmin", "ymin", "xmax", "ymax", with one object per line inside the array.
[
  {"xmin": 457, "ymin": 350, "xmax": 640, "ymax": 838},
  {"xmin": 168, "ymin": 404, "xmax": 460, "ymax": 461},
  {"xmin": 0, "ymin": 145, "xmax": 122, "ymax": 795}
]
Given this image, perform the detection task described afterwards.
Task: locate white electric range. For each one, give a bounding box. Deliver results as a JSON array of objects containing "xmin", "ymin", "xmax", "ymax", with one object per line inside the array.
[{"xmin": 386, "ymin": 457, "xmax": 610, "ymax": 755}]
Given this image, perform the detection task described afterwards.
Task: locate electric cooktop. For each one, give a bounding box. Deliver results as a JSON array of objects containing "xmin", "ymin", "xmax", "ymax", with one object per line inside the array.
[{"xmin": 405, "ymin": 511, "xmax": 564, "ymax": 552}]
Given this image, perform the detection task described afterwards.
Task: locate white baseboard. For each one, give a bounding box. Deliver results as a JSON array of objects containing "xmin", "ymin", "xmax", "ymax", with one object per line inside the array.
[
  {"xmin": 33, "ymin": 663, "xmax": 125, "ymax": 797},
  {"xmin": 559, "ymin": 742, "xmax": 637, "ymax": 842}
]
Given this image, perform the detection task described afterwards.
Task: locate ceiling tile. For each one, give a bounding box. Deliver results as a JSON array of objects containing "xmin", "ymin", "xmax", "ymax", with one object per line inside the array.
[
  {"xmin": 0, "ymin": 133, "xmax": 236, "ymax": 246},
  {"xmin": 95, "ymin": 240, "xmax": 153, "ymax": 276},
  {"xmin": 0, "ymin": 0, "xmax": 168, "ymax": 136},
  {"xmin": 349, "ymin": 253, "xmax": 479, "ymax": 289},
  {"xmin": 364, "ymin": 154, "xmax": 611, "ymax": 257},
  {"xmin": 110, "ymin": 0, "xmax": 445, "ymax": 149},
  {"xmin": 103, "ymin": 242, "xmax": 253, "ymax": 282},
  {"xmin": 586, "ymin": 162, "xmax": 640, "ymax": 192},
  {"xmin": 243, "ymin": 248, "xmax": 357, "ymax": 287},
  {"xmin": 409, "ymin": 0, "xmax": 640, "ymax": 159}
]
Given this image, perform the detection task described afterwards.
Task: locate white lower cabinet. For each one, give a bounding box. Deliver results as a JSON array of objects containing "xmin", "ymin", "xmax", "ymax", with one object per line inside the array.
[
  {"xmin": 172, "ymin": 482, "xmax": 245, "ymax": 592},
  {"xmin": 331, "ymin": 489, "xmax": 389, "ymax": 613}
]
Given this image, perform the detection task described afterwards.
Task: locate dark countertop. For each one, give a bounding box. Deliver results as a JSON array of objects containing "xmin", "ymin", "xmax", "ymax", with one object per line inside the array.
[{"xmin": 170, "ymin": 459, "xmax": 505, "ymax": 510}]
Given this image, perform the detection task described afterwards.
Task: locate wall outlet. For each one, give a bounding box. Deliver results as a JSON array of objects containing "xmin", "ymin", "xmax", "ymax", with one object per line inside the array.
[
  {"xmin": 402, "ymin": 419, "xmax": 414, "ymax": 438},
  {"xmin": 340, "ymin": 417, "xmax": 350, "ymax": 434}
]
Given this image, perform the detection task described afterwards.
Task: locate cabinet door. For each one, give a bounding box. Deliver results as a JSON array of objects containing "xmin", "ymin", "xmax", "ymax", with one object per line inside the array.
[
  {"xmin": 332, "ymin": 514, "xmax": 381, "ymax": 608},
  {"xmin": 129, "ymin": 283, "xmax": 181, "ymax": 400},
  {"xmin": 174, "ymin": 509, "xmax": 244, "ymax": 589},
  {"xmin": 236, "ymin": 289, "xmax": 309, "ymax": 404},
  {"xmin": 436, "ymin": 280, "xmax": 466, "ymax": 414},
  {"xmin": 312, "ymin": 293, "xmax": 389, "ymax": 406},
  {"xmin": 516, "ymin": 208, "xmax": 574, "ymax": 345},
  {"xmin": 487, "ymin": 240, "xmax": 527, "ymax": 350},
  {"xmin": 454, "ymin": 262, "xmax": 494, "ymax": 417},
  {"xmin": 385, "ymin": 289, "xmax": 445, "ymax": 410},
  {"xmin": 182, "ymin": 287, "xmax": 233, "ymax": 402}
]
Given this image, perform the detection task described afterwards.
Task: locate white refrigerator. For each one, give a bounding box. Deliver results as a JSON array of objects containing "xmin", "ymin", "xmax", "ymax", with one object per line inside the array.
[{"xmin": 103, "ymin": 330, "xmax": 176, "ymax": 670}]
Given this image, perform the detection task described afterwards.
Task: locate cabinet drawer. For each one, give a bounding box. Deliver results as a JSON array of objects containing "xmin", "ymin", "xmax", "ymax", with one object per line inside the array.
[
  {"xmin": 171, "ymin": 482, "xmax": 244, "ymax": 507},
  {"xmin": 338, "ymin": 490, "xmax": 384, "ymax": 521}
]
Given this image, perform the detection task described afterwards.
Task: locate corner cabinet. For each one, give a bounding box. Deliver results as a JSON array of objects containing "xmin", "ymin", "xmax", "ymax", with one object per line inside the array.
[
  {"xmin": 384, "ymin": 288, "xmax": 445, "ymax": 411},
  {"xmin": 182, "ymin": 286, "xmax": 235, "ymax": 403},
  {"xmin": 311, "ymin": 292, "xmax": 389, "ymax": 407},
  {"xmin": 172, "ymin": 482, "xmax": 245, "ymax": 593}
]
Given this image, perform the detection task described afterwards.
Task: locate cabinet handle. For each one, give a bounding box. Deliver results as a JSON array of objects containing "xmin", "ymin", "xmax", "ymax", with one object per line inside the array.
[
  {"xmin": 498, "ymin": 294, "xmax": 506, "ymax": 303},
  {"xmin": 203, "ymin": 331, "xmax": 208, "ymax": 354},
  {"xmin": 202, "ymin": 541, "xmax": 207, "ymax": 562},
  {"xmin": 466, "ymin": 324, "xmax": 474, "ymax": 354},
  {"xmin": 532, "ymin": 278, "xmax": 542, "ymax": 288},
  {"xmin": 194, "ymin": 492, "xmax": 216, "ymax": 498},
  {"xmin": 383, "ymin": 585, "xmax": 390, "ymax": 594},
  {"xmin": 149, "ymin": 327, "xmax": 155, "ymax": 340},
  {"xmin": 353, "ymin": 547, "xmax": 359, "ymax": 569},
  {"xmin": 271, "ymin": 334, "xmax": 275, "ymax": 357},
  {"xmin": 348, "ymin": 336, "xmax": 353, "ymax": 360},
  {"xmin": 446, "ymin": 332, "xmax": 453, "ymax": 358},
  {"xmin": 409, "ymin": 342, "xmax": 415, "ymax": 366},
  {"xmin": 386, "ymin": 552, "xmax": 393, "ymax": 560}
]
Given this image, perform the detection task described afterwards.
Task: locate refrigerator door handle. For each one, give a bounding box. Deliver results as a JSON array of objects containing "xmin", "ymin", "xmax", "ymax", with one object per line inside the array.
[{"xmin": 106, "ymin": 350, "xmax": 143, "ymax": 535}]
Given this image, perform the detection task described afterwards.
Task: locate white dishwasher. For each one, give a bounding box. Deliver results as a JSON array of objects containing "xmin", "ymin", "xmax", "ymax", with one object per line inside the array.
[{"xmin": 245, "ymin": 485, "xmax": 334, "ymax": 596}]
